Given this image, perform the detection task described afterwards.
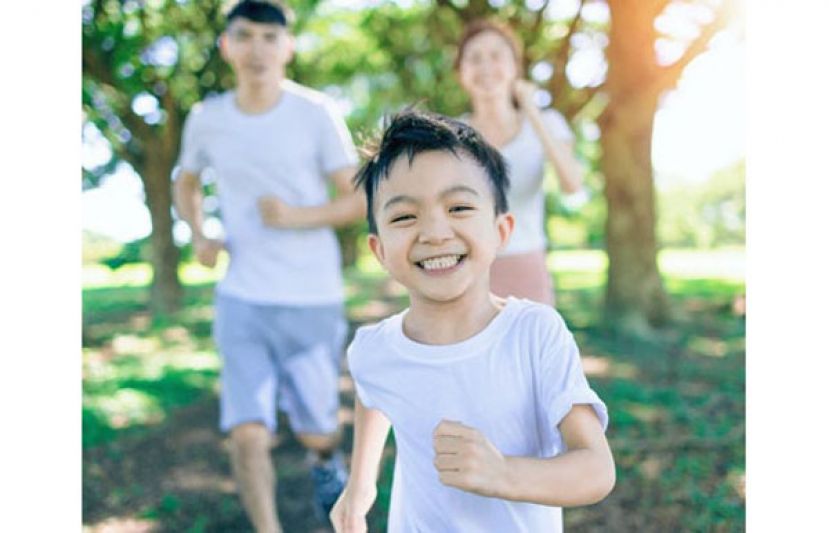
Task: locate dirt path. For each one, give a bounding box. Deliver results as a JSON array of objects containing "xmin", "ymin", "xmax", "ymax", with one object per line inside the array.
[{"xmin": 83, "ymin": 394, "xmax": 347, "ymax": 532}]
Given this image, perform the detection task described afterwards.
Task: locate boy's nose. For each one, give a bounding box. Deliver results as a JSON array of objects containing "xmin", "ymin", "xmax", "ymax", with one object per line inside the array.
[{"xmin": 417, "ymin": 216, "xmax": 454, "ymax": 244}]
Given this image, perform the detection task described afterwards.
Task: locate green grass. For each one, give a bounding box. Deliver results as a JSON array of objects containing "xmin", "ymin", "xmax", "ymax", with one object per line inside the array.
[
  {"xmin": 83, "ymin": 247, "xmax": 745, "ymax": 530},
  {"xmin": 83, "ymin": 282, "xmax": 218, "ymax": 447},
  {"xmin": 82, "ymin": 247, "xmax": 745, "ymax": 289}
]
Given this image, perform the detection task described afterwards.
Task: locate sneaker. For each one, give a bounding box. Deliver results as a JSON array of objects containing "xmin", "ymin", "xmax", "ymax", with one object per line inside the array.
[{"xmin": 310, "ymin": 451, "xmax": 348, "ymax": 522}]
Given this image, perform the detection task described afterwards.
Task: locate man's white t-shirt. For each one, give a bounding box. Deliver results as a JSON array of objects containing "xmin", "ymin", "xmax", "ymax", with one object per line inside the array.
[
  {"xmin": 347, "ymin": 297, "xmax": 608, "ymax": 532},
  {"xmin": 497, "ymin": 109, "xmax": 575, "ymax": 256},
  {"xmin": 176, "ymin": 80, "xmax": 358, "ymax": 305}
]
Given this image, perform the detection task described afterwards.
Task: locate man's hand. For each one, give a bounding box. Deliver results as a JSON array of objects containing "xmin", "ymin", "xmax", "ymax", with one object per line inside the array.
[
  {"xmin": 512, "ymin": 79, "xmax": 538, "ymax": 111},
  {"xmin": 432, "ymin": 420, "xmax": 508, "ymax": 498},
  {"xmin": 330, "ymin": 483, "xmax": 376, "ymax": 533},
  {"xmin": 258, "ymin": 195, "xmax": 302, "ymax": 228},
  {"xmin": 192, "ymin": 235, "xmax": 223, "ymax": 268}
]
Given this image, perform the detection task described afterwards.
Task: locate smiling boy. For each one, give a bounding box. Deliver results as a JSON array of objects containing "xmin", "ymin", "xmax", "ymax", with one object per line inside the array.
[{"xmin": 330, "ymin": 110, "xmax": 615, "ymax": 532}]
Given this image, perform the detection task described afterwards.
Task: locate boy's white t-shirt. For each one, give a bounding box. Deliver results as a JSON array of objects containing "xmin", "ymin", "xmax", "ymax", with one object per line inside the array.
[
  {"xmin": 176, "ymin": 80, "xmax": 358, "ymax": 305},
  {"xmin": 347, "ymin": 297, "xmax": 608, "ymax": 532},
  {"xmin": 466, "ymin": 108, "xmax": 575, "ymax": 256}
]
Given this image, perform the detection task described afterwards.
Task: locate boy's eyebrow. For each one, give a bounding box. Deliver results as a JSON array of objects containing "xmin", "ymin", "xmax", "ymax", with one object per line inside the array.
[
  {"xmin": 381, "ymin": 186, "xmax": 480, "ymax": 211},
  {"xmin": 382, "ymin": 195, "xmax": 417, "ymax": 211},
  {"xmin": 440, "ymin": 185, "xmax": 481, "ymax": 198}
]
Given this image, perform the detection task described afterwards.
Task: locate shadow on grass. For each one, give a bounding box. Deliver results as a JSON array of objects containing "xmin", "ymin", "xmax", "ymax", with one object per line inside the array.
[
  {"xmin": 83, "ymin": 268, "xmax": 745, "ymax": 531},
  {"xmin": 83, "ymin": 283, "xmax": 216, "ymax": 348},
  {"xmin": 83, "ymin": 358, "xmax": 219, "ymax": 448}
]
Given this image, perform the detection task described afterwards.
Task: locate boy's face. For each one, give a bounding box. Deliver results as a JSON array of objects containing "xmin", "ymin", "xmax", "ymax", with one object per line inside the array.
[
  {"xmin": 220, "ymin": 18, "xmax": 293, "ymax": 86},
  {"xmin": 368, "ymin": 150, "xmax": 514, "ymax": 305}
]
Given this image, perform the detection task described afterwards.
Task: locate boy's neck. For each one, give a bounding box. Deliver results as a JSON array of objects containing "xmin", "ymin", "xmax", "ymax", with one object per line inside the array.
[
  {"xmin": 404, "ymin": 287, "xmax": 507, "ymax": 346},
  {"xmin": 234, "ymin": 77, "xmax": 284, "ymax": 114}
]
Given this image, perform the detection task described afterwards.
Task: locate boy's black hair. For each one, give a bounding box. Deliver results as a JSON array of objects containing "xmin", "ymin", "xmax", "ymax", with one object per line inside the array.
[
  {"xmin": 226, "ymin": 0, "xmax": 294, "ymax": 28},
  {"xmin": 354, "ymin": 109, "xmax": 510, "ymax": 234}
]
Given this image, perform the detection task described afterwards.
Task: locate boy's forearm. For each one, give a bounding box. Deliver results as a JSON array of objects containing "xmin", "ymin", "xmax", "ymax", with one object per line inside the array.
[
  {"xmin": 498, "ymin": 447, "xmax": 615, "ymax": 507},
  {"xmin": 348, "ymin": 398, "xmax": 391, "ymax": 489}
]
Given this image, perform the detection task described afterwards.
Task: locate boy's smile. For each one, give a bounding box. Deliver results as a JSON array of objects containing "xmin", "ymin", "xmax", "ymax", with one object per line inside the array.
[
  {"xmin": 415, "ymin": 253, "xmax": 466, "ymax": 274},
  {"xmin": 368, "ymin": 150, "xmax": 513, "ymax": 305}
]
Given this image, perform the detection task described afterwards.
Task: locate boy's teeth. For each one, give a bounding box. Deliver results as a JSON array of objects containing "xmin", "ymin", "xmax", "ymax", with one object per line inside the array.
[{"xmin": 421, "ymin": 255, "xmax": 461, "ymax": 270}]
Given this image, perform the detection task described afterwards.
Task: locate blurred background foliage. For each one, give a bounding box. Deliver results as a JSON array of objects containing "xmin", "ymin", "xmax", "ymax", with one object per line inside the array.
[
  {"xmin": 83, "ymin": 1, "xmax": 744, "ymax": 530},
  {"xmin": 83, "ymin": 0, "xmax": 741, "ymax": 326}
]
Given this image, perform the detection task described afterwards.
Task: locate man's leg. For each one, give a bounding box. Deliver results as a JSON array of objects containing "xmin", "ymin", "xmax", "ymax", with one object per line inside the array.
[
  {"xmin": 272, "ymin": 304, "xmax": 349, "ymax": 520},
  {"xmin": 296, "ymin": 432, "xmax": 339, "ymax": 456},
  {"xmin": 297, "ymin": 431, "xmax": 348, "ymax": 520},
  {"xmin": 229, "ymin": 422, "xmax": 281, "ymax": 533},
  {"xmin": 214, "ymin": 294, "xmax": 283, "ymax": 532}
]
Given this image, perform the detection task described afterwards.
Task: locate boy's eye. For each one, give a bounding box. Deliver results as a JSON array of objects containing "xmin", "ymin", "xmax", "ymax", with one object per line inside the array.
[
  {"xmin": 449, "ymin": 205, "xmax": 475, "ymax": 214},
  {"xmin": 390, "ymin": 214, "xmax": 415, "ymax": 224}
]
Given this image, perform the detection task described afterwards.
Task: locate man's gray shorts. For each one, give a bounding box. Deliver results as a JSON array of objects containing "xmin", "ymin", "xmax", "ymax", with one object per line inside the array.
[{"xmin": 213, "ymin": 292, "xmax": 347, "ymax": 435}]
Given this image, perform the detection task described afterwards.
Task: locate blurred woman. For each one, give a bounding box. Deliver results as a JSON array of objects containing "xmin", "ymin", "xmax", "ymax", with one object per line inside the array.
[{"xmin": 454, "ymin": 19, "xmax": 584, "ymax": 305}]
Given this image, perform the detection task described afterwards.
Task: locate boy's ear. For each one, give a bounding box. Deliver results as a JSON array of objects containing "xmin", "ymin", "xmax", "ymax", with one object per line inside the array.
[
  {"xmin": 367, "ymin": 233, "xmax": 386, "ymax": 265},
  {"xmin": 495, "ymin": 212, "xmax": 515, "ymax": 251}
]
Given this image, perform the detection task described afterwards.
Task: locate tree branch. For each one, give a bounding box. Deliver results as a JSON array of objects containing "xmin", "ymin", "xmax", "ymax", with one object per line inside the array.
[
  {"xmin": 561, "ymin": 0, "xmax": 587, "ymax": 51},
  {"xmin": 562, "ymin": 83, "xmax": 604, "ymax": 122},
  {"xmin": 110, "ymin": 136, "xmax": 142, "ymax": 174},
  {"xmin": 82, "ymin": 42, "xmax": 116, "ymax": 90},
  {"xmin": 549, "ymin": 0, "xmax": 586, "ymax": 102},
  {"xmin": 656, "ymin": 2, "xmax": 732, "ymax": 90},
  {"xmin": 651, "ymin": 0, "xmax": 673, "ymax": 18},
  {"xmin": 434, "ymin": 0, "xmax": 463, "ymax": 17},
  {"xmin": 531, "ymin": 0, "xmax": 551, "ymax": 35},
  {"xmin": 160, "ymin": 89, "xmax": 181, "ymax": 166},
  {"xmin": 83, "ymin": 36, "xmax": 157, "ymax": 163},
  {"xmin": 515, "ymin": 0, "xmax": 550, "ymax": 63}
]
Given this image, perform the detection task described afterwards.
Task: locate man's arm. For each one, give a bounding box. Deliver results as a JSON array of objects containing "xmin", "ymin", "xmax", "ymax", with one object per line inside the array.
[
  {"xmin": 433, "ymin": 405, "xmax": 615, "ymax": 507},
  {"xmin": 173, "ymin": 170, "xmax": 223, "ymax": 268},
  {"xmin": 330, "ymin": 396, "xmax": 391, "ymax": 533},
  {"xmin": 258, "ymin": 165, "xmax": 367, "ymax": 229}
]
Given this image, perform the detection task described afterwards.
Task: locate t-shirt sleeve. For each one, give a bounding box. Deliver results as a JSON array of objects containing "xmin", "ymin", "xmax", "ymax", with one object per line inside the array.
[
  {"xmin": 346, "ymin": 328, "xmax": 377, "ymax": 410},
  {"xmin": 537, "ymin": 310, "xmax": 608, "ymax": 432},
  {"xmin": 175, "ymin": 104, "xmax": 209, "ymax": 179},
  {"xmin": 541, "ymin": 108, "xmax": 575, "ymax": 142},
  {"xmin": 316, "ymin": 99, "xmax": 358, "ymax": 176}
]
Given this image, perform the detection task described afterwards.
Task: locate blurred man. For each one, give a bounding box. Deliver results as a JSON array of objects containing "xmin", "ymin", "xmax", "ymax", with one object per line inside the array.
[{"xmin": 173, "ymin": 2, "xmax": 364, "ymax": 530}]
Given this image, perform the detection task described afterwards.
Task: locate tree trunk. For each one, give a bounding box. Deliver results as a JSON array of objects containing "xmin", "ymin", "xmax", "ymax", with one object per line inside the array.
[
  {"xmin": 599, "ymin": 92, "xmax": 670, "ymax": 330},
  {"xmin": 141, "ymin": 138, "xmax": 182, "ymax": 315},
  {"xmin": 600, "ymin": 1, "xmax": 672, "ymax": 331}
]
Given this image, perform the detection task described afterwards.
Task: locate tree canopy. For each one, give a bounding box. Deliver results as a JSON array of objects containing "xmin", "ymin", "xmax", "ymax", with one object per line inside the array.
[{"xmin": 83, "ymin": 0, "xmax": 739, "ymax": 327}]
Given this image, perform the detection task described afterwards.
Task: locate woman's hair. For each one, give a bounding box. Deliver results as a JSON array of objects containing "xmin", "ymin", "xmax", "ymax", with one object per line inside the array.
[{"xmin": 453, "ymin": 18, "xmax": 525, "ymax": 74}]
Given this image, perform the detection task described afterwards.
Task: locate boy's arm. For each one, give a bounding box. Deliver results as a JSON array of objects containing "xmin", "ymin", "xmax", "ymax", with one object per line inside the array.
[
  {"xmin": 257, "ymin": 165, "xmax": 367, "ymax": 229},
  {"xmin": 433, "ymin": 405, "xmax": 615, "ymax": 507},
  {"xmin": 173, "ymin": 170, "xmax": 223, "ymax": 268},
  {"xmin": 330, "ymin": 395, "xmax": 391, "ymax": 533}
]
